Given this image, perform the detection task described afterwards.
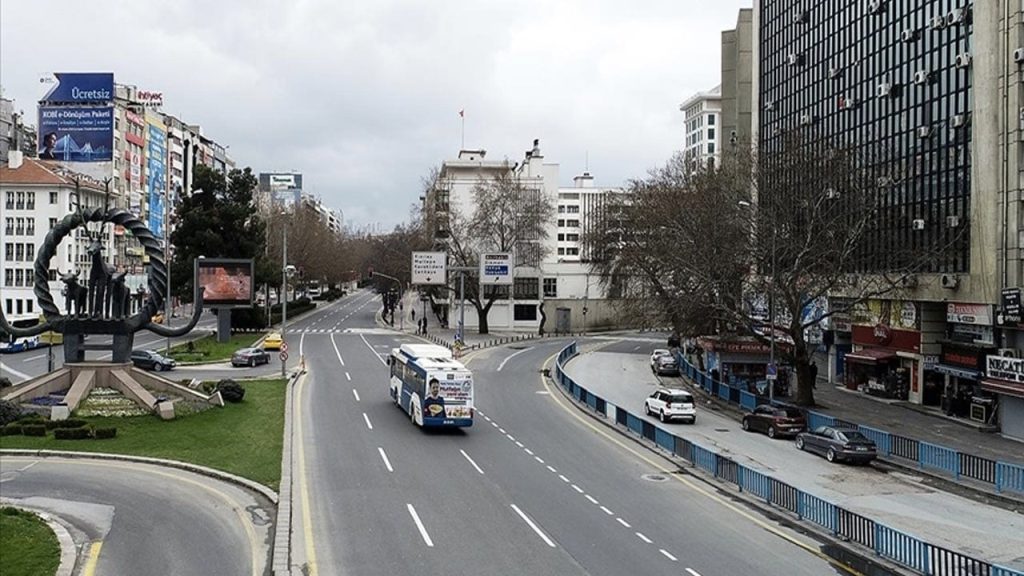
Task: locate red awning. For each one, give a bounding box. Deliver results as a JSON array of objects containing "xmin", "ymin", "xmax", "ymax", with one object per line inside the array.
[
  {"xmin": 844, "ymin": 348, "xmax": 897, "ymax": 364},
  {"xmin": 980, "ymin": 379, "xmax": 1024, "ymax": 399}
]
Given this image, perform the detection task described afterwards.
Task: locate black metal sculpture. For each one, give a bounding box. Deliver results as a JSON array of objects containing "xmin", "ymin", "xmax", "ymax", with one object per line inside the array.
[
  {"xmin": 106, "ymin": 270, "xmax": 130, "ymax": 319},
  {"xmin": 59, "ymin": 271, "xmax": 88, "ymax": 317},
  {"xmin": 0, "ymin": 180, "xmax": 203, "ymax": 364}
]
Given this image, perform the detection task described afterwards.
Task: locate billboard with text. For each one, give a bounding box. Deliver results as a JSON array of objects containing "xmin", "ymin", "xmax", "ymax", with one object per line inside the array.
[{"xmin": 37, "ymin": 106, "xmax": 113, "ymax": 162}]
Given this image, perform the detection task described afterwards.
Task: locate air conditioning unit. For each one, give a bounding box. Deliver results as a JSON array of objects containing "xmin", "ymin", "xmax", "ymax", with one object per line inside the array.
[
  {"xmin": 931, "ymin": 15, "xmax": 946, "ymax": 30},
  {"xmin": 951, "ymin": 114, "xmax": 968, "ymax": 128},
  {"xmin": 877, "ymin": 82, "xmax": 893, "ymax": 98},
  {"xmin": 912, "ymin": 218, "xmax": 926, "ymax": 230},
  {"xmin": 793, "ymin": 9, "xmax": 808, "ymax": 23},
  {"xmin": 788, "ymin": 53, "xmax": 804, "ymax": 66},
  {"xmin": 947, "ymin": 215, "xmax": 960, "ymax": 228},
  {"xmin": 1015, "ymin": 48, "xmax": 1024, "ymax": 64},
  {"xmin": 868, "ymin": 0, "xmax": 886, "ymax": 15},
  {"xmin": 900, "ymin": 275, "xmax": 918, "ymax": 288},
  {"xmin": 765, "ymin": 100, "xmax": 775, "ymax": 111},
  {"xmin": 947, "ymin": 7, "xmax": 969, "ymax": 26},
  {"xmin": 901, "ymin": 29, "xmax": 918, "ymax": 43},
  {"xmin": 801, "ymin": 113, "xmax": 816, "ymax": 125},
  {"xmin": 998, "ymin": 348, "xmax": 1018, "ymax": 358},
  {"xmin": 825, "ymin": 188, "xmax": 841, "ymax": 199},
  {"xmin": 844, "ymin": 96, "xmax": 859, "ymax": 109},
  {"xmin": 829, "ymin": 66, "xmax": 843, "ymax": 79},
  {"xmin": 917, "ymin": 126, "xmax": 933, "ymax": 138},
  {"xmin": 941, "ymin": 273, "xmax": 960, "ymax": 289},
  {"xmin": 877, "ymin": 175, "xmax": 893, "ymax": 187},
  {"xmin": 914, "ymin": 70, "xmax": 931, "ymax": 85},
  {"xmin": 956, "ymin": 52, "xmax": 972, "ymax": 69}
]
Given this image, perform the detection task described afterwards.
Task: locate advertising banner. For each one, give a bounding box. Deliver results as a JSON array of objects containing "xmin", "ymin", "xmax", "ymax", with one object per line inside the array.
[
  {"xmin": 40, "ymin": 73, "xmax": 114, "ymax": 103},
  {"xmin": 946, "ymin": 303, "xmax": 993, "ymax": 325},
  {"xmin": 195, "ymin": 259, "xmax": 255, "ymax": 307},
  {"xmin": 480, "ymin": 252, "xmax": 514, "ymax": 285},
  {"xmin": 37, "ymin": 106, "xmax": 113, "ymax": 162},
  {"xmin": 987, "ymin": 355, "xmax": 1024, "ymax": 384},
  {"xmin": 147, "ymin": 123, "xmax": 167, "ymax": 238},
  {"xmin": 411, "ymin": 252, "xmax": 446, "ymax": 285}
]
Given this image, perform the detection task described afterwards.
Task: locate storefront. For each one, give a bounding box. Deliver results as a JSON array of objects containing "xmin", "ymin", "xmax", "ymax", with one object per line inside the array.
[
  {"xmin": 981, "ymin": 354, "xmax": 1024, "ymax": 441},
  {"xmin": 934, "ymin": 341, "xmax": 996, "ymax": 417},
  {"xmin": 846, "ymin": 324, "xmax": 921, "ymax": 400},
  {"xmin": 697, "ymin": 336, "xmax": 777, "ymax": 395}
]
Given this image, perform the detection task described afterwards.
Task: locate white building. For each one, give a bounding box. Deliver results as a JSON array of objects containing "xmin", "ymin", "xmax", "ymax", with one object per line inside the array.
[
  {"xmin": 1, "ymin": 152, "xmax": 114, "ymax": 321},
  {"xmin": 679, "ymin": 85, "xmax": 722, "ymax": 168}
]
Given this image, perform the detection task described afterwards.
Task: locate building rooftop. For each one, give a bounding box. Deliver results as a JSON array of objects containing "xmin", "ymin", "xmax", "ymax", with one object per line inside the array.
[
  {"xmin": 0, "ymin": 155, "xmax": 106, "ymax": 193},
  {"xmin": 679, "ymin": 84, "xmax": 723, "ymax": 111}
]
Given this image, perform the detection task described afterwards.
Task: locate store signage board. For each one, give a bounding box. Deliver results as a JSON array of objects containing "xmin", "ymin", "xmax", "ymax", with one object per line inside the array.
[
  {"xmin": 480, "ymin": 252, "xmax": 514, "ymax": 285},
  {"xmin": 987, "ymin": 355, "xmax": 1024, "ymax": 384},
  {"xmin": 946, "ymin": 303, "xmax": 993, "ymax": 325},
  {"xmin": 411, "ymin": 252, "xmax": 447, "ymax": 285}
]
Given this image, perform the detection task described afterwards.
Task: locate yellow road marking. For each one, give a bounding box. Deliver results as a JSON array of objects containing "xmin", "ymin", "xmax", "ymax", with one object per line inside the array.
[
  {"xmin": 81, "ymin": 541, "xmax": 103, "ymax": 576},
  {"xmin": 295, "ymin": 371, "xmax": 319, "ymax": 574},
  {"xmin": 539, "ymin": 349, "xmax": 865, "ymax": 576}
]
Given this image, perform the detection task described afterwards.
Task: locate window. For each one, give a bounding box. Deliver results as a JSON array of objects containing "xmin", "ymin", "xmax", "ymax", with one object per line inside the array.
[
  {"xmin": 558, "ymin": 206, "xmax": 566, "ymax": 214},
  {"xmin": 4, "ymin": 270, "xmax": 11, "ymax": 287},
  {"xmin": 566, "ymin": 233, "xmax": 580, "ymax": 242},
  {"xmin": 15, "ymin": 218, "xmax": 24, "ymax": 235},
  {"xmin": 566, "ymin": 205, "xmax": 580, "ymax": 214},
  {"xmin": 708, "ymin": 114, "xmax": 716, "ymax": 126},
  {"xmin": 15, "ymin": 191, "xmax": 25, "ymax": 210},
  {"xmin": 566, "ymin": 219, "xmax": 580, "ymax": 227},
  {"xmin": 557, "ymin": 219, "xmax": 566, "ymax": 227},
  {"xmin": 26, "ymin": 192, "xmax": 35, "ymax": 210},
  {"xmin": 15, "ymin": 269, "xmax": 24, "ymax": 287},
  {"xmin": 557, "ymin": 247, "xmax": 566, "ymax": 255},
  {"xmin": 708, "ymin": 128, "xmax": 715, "ymax": 140},
  {"xmin": 4, "ymin": 243, "xmax": 12, "ymax": 260},
  {"xmin": 26, "ymin": 300, "xmax": 33, "ymax": 313},
  {"xmin": 566, "ymin": 247, "xmax": 579, "ymax": 256},
  {"xmin": 707, "ymin": 143, "xmax": 715, "ymax": 154},
  {"xmin": 26, "ymin": 244, "xmax": 34, "ymax": 261},
  {"xmin": 557, "ymin": 233, "xmax": 565, "ymax": 241},
  {"xmin": 50, "ymin": 192, "xmax": 58, "ymax": 204},
  {"xmin": 15, "ymin": 244, "xmax": 24, "ymax": 261},
  {"xmin": 49, "ymin": 218, "xmax": 57, "ymax": 230},
  {"xmin": 543, "ymin": 278, "xmax": 557, "ymax": 298},
  {"xmin": 4, "ymin": 192, "xmax": 12, "ymax": 210},
  {"xmin": 513, "ymin": 304, "xmax": 538, "ymax": 321},
  {"xmin": 26, "ymin": 219, "xmax": 35, "ymax": 235},
  {"xmin": 16, "ymin": 299, "xmax": 23, "ymax": 315}
]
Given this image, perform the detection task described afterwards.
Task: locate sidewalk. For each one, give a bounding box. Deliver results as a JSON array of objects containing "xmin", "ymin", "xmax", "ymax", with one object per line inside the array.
[
  {"xmin": 563, "ymin": 348, "xmax": 1024, "ymax": 570},
  {"xmin": 375, "ymin": 292, "xmax": 537, "ymax": 351},
  {"xmin": 807, "ymin": 356, "xmax": 1024, "ymax": 467}
]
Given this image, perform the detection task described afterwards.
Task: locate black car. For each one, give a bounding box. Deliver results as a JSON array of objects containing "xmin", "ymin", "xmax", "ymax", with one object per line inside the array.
[
  {"xmin": 130, "ymin": 349, "xmax": 176, "ymax": 372},
  {"xmin": 742, "ymin": 405, "xmax": 807, "ymax": 438},
  {"xmin": 232, "ymin": 347, "xmax": 270, "ymax": 367},
  {"xmin": 795, "ymin": 426, "xmax": 877, "ymax": 464}
]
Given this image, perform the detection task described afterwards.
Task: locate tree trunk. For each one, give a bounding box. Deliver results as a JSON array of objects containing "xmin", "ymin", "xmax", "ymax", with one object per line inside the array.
[{"xmin": 791, "ymin": 329, "xmax": 817, "ymax": 406}]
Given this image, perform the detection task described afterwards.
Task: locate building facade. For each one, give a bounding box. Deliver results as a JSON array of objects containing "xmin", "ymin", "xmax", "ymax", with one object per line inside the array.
[
  {"xmin": 679, "ymin": 86, "xmax": 722, "ymax": 167},
  {"xmin": 720, "ymin": 8, "xmax": 754, "ymax": 148}
]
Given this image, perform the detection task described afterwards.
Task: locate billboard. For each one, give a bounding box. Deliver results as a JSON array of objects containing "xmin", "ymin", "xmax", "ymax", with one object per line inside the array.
[
  {"xmin": 40, "ymin": 73, "xmax": 114, "ymax": 103},
  {"xmin": 37, "ymin": 106, "xmax": 113, "ymax": 162},
  {"xmin": 195, "ymin": 259, "xmax": 255, "ymax": 308},
  {"xmin": 411, "ymin": 252, "xmax": 446, "ymax": 285},
  {"xmin": 147, "ymin": 123, "xmax": 167, "ymax": 238},
  {"xmin": 480, "ymin": 252, "xmax": 514, "ymax": 285}
]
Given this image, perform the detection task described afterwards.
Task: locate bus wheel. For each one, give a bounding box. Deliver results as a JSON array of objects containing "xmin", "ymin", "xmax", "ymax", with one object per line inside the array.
[{"xmin": 410, "ymin": 404, "xmax": 418, "ymax": 426}]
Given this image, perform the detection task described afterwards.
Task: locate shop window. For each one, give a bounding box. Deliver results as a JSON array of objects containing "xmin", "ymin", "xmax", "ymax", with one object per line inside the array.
[{"xmin": 514, "ymin": 304, "xmax": 538, "ymax": 321}]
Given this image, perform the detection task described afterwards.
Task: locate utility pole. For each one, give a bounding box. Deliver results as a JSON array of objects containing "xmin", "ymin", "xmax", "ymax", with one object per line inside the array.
[
  {"xmin": 164, "ymin": 185, "xmax": 177, "ymax": 354},
  {"xmin": 281, "ymin": 220, "xmax": 288, "ymax": 378}
]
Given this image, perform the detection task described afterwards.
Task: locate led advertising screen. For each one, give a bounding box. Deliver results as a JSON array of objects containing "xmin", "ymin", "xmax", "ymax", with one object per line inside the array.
[{"xmin": 195, "ymin": 258, "xmax": 254, "ymax": 308}]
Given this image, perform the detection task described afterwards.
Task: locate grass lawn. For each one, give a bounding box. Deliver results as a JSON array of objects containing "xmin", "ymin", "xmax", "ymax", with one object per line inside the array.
[
  {"xmin": 165, "ymin": 332, "xmax": 264, "ymax": 362},
  {"xmin": 0, "ymin": 379, "xmax": 286, "ymax": 491},
  {"xmin": 0, "ymin": 507, "xmax": 60, "ymax": 576}
]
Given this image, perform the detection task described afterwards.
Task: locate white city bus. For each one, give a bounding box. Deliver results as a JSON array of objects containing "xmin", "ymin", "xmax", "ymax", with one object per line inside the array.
[{"xmin": 388, "ymin": 343, "xmax": 474, "ymax": 428}]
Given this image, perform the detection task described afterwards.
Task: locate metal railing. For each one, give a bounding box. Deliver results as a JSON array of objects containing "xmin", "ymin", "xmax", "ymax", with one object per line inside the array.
[{"xmin": 552, "ymin": 342, "xmax": 1024, "ymax": 576}]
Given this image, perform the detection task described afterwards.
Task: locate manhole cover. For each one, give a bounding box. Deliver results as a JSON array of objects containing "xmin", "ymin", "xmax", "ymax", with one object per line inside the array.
[{"xmin": 641, "ymin": 474, "xmax": 669, "ymax": 482}]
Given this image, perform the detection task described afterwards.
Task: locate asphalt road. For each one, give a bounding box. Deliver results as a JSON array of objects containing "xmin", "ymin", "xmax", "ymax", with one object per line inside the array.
[
  {"xmin": 0, "ymin": 455, "xmax": 274, "ymax": 576},
  {"xmin": 289, "ymin": 292, "xmax": 850, "ymax": 575}
]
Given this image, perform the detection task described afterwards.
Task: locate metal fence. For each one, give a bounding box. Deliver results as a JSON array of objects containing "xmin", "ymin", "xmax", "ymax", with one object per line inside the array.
[
  {"xmin": 672, "ymin": 352, "xmax": 1024, "ymax": 497},
  {"xmin": 553, "ymin": 342, "xmax": 1024, "ymax": 576}
]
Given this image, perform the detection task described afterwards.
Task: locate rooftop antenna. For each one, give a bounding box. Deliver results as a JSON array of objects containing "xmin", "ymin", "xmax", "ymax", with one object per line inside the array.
[{"xmin": 585, "ymin": 150, "xmax": 589, "ymax": 173}]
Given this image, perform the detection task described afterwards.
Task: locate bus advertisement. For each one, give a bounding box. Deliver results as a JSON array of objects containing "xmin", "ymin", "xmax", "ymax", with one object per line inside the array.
[
  {"xmin": 389, "ymin": 344, "xmax": 474, "ymax": 428},
  {"xmin": 0, "ymin": 317, "xmax": 45, "ymax": 354}
]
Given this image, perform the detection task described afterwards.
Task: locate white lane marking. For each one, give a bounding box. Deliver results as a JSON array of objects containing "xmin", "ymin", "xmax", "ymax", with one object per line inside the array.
[
  {"xmin": 360, "ymin": 334, "xmax": 388, "ymax": 366},
  {"xmin": 345, "ymin": 372, "xmax": 351, "ymax": 381},
  {"xmin": 584, "ymin": 494, "xmax": 599, "ymax": 505},
  {"xmin": 378, "ymin": 447, "xmax": 394, "ymax": 472},
  {"xmin": 571, "ymin": 484, "xmax": 584, "ymax": 494},
  {"xmin": 407, "ymin": 504, "xmax": 434, "ymax": 547},
  {"xmin": 0, "ymin": 361, "xmax": 30, "ymax": 381},
  {"xmin": 686, "ymin": 569, "xmax": 703, "ymax": 576},
  {"xmin": 524, "ymin": 448, "xmax": 534, "ymax": 456},
  {"xmin": 460, "ymin": 449, "xmax": 485, "ymax": 475},
  {"xmin": 499, "ymin": 428, "xmax": 507, "ymax": 434},
  {"xmin": 329, "ymin": 333, "xmax": 346, "ymax": 366},
  {"xmin": 515, "ymin": 441, "xmax": 524, "ymax": 449},
  {"xmin": 559, "ymin": 474, "xmax": 570, "ymax": 483},
  {"xmin": 510, "ymin": 504, "xmax": 556, "ymax": 548},
  {"xmin": 636, "ymin": 532, "xmax": 652, "ymax": 544},
  {"xmin": 497, "ymin": 346, "xmax": 534, "ymax": 372},
  {"xmin": 300, "ymin": 332, "xmax": 305, "ymax": 356},
  {"xmin": 546, "ymin": 465, "xmax": 557, "ymax": 473},
  {"xmin": 507, "ymin": 434, "xmax": 516, "ymax": 442},
  {"xmin": 483, "ymin": 415, "xmax": 491, "ymax": 422},
  {"xmin": 535, "ymin": 390, "xmax": 551, "ymax": 395},
  {"xmin": 490, "ymin": 421, "xmax": 499, "ymax": 428},
  {"xmin": 633, "ymin": 345, "xmax": 641, "ymax": 351},
  {"xmin": 616, "ymin": 518, "xmax": 631, "ymax": 528},
  {"xmin": 534, "ymin": 456, "xmax": 545, "ymax": 464},
  {"xmin": 22, "ymin": 353, "xmax": 46, "ymax": 362},
  {"xmin": 600, "ymin": 505, "xmax": 614, "ymax": 516},
  {"xmin": 362, "ymin": 413, "xmax": 373, "ymax": 430},
  {"xmin": 352, "ymin": 389, "xmax": 361, "ymax": 402},
  {"xmin": 659, "ymin": 549, "xmax": 678, "ymax": 562}
]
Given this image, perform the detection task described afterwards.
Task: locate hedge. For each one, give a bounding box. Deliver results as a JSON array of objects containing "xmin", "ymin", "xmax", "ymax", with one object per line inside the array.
[
  {"xmin": 54, "ymin": 426, "xmax": 93, "ymax": 440},
  {"xmin": 21, "ymin": 425, "xmax": 47, "ymax": 437}
]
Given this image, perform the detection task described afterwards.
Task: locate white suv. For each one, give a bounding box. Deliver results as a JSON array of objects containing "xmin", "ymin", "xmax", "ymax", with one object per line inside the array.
[{"xmin": 644, "ymin": 388, "xmax": 697, "ymax": 424}]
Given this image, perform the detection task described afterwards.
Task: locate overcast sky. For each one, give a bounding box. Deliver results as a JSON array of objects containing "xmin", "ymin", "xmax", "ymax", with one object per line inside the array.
[{"xmin": 1, "ymin": 0, "xmax": 749, "ymax": 231}]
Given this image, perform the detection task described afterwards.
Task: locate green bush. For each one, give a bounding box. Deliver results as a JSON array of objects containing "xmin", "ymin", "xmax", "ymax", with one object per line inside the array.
[
  {"xmin": 54, "ymin": 426, "xmax": 93, "ymax": 440},
  {"xmin": 0, "ymin": 399, "xmax": 23, "ymax": 426},
  {"xmin": 1, "ymin": 424, "xmax": 22, "ymax": 436},
  {"xmin": 216, "ymin": 379, "xmax": 245, "ymax": 403},
  {"xmin": 93, "ymin": 427, "xmax": 117, "ymax": 439},
  {"xmin": 21, "ymin": 424, "xmax": 47, "ymax": 437},
  {"xmin": 46, "ymin": 418, "xmax": 88, "ymax": 430},
  {"xmin": 0, "ymin": 376, "xmax": 12, "ymax": 389}
]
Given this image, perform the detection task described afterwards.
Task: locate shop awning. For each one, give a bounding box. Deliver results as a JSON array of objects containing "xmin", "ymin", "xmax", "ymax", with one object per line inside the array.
[
  {"xmin": 844, "ymin": 348, "xmax": 897, "ymax": 364},
  {"xmin": 980, "ymin": 379, "xmax": 1024, "ymax": 399},
  {"xmin": 931, "ymin": 364, "xmax": 982, "ymax": 380}
]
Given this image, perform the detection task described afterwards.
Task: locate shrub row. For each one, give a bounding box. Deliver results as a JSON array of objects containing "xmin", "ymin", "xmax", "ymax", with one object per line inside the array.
[
  {"xmin": 224, "ymin": 298, "xmax": 316, "ymax": 333},
  {"xmin": 2, "ymin": 422, "xmax": 116, "ymax": 439}
]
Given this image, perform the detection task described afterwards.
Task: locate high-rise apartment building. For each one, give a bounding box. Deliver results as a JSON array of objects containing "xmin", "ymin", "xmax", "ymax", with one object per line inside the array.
[{"xmin": 679, "ymin": 86, "xmax": 722, "ymax": 167}]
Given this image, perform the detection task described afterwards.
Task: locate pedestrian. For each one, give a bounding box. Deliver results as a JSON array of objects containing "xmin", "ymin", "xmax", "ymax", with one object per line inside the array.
[
  {"xmin": 411, "ymin": 308, "xmax": 416, "ymax": 324},
  {"xmin": 810, "ymin": 362, "xmax": 819, "ymax": 389},
  {"xmin": 422, "ymin": 316, "xmax": 428, "ymax": 336}
]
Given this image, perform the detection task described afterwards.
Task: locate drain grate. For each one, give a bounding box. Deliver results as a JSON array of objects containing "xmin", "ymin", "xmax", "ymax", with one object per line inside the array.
[
  {"xmin": 641, "ymin": 473, "xmax": 669, "ymax": 482},
  {"xmin": 714, "ymin": 428, "xmax": 730, "ymax": 432}
]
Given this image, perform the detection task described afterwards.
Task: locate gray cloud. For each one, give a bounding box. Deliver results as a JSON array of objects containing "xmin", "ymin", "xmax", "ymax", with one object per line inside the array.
[{"xmin": 1, "ymin": 0, "xmax": 750, "ymax": 230}]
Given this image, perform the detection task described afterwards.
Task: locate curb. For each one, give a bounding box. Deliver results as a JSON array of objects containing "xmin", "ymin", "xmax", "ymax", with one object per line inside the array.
[
  {"xmin": 0, "ymin": 501, "xmax": 78, "ymax": 576},
  {"xmin": 551, "ymin": 350, "xmax": 916, "ymax": 576},
  {"xmin": 272, "ymin": 369, "xmax": 301, "ymax": 576}
]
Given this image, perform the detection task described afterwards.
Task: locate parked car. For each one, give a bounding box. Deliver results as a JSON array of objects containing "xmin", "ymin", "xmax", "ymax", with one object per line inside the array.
[
  {"xmin": 232, "ymin": 347, "xmax": 271, "ymax": 367},
  {"xmin": 795, "ymin": 426, "xmax": 877, "ymax": 464},
  {"xmin": 263, "ymin": 332, "xmax": 284, "ymax": 350},
  {"xmin": 742, "ymin": 405, "xmax": 807, "ymax": 438},
  {"xmin": 653, "ymin": 354, "xmax": 679, "ymax": 376},
  {"xmin": 650, "ymin": 349, "xmax": 672, "ymax": 372},
  {"xmin": 130, "ymin": 349, "xmax": 176, "ymax": 372},
  {"xmin": 644, "ymin": 388, "xmax": 697, "ymax": 424}
]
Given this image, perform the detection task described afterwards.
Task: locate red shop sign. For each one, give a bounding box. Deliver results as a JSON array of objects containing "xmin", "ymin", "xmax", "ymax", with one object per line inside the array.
[{"xmin": 852, "ymin": 324, "xmax": 920, "ymax": 353}]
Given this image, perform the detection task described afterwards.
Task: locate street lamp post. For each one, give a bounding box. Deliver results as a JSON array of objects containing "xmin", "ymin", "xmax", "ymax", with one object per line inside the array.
[{"xmin": 281, "ymin": 217, "xmax": 288, "ymax": 378}]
